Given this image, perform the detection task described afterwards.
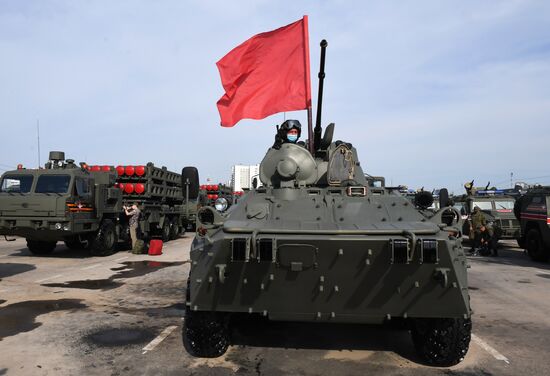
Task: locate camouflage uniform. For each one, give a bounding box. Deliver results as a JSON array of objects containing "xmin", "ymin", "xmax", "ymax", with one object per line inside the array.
[
  {"xmin": 470, "ymin": 209, "xmax": 496, "ymax": 256},
  {"xmin": 125, "ymin": 205, "xmax": 141, "ymax": 250}
]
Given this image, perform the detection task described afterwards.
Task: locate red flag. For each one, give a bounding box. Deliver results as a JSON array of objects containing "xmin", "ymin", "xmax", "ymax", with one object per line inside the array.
[{"xmin": 216, "ymin": 16, "xmax": 311, "ymax": 127}]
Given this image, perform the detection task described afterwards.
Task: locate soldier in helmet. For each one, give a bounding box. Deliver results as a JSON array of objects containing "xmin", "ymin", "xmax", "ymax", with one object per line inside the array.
[{"xmin": 273, "ymin": 119, "xmax": 304, "ymax": 149}]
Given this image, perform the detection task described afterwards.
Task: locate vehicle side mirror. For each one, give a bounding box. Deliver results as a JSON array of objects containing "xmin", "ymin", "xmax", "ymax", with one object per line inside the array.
[{"xmin": 181, "ymin": 167, "xmax": 200, "ymax": 200}]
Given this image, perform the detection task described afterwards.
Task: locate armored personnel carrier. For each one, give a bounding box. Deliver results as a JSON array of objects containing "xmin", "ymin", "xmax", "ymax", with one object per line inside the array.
[{"xmin": 184, "ymin": 122, "xmax": 471, "ymax": 366}]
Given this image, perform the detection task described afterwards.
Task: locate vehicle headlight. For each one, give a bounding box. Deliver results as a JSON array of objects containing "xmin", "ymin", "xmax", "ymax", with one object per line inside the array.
[
  {"xmin": 55, "ymin": 222, "xmax": 62, "ymax": 230},
  {"xmin": 63, "ymin": 224, "xmax": 70, "ymax": 231},
  {"xmin": 214, "ymin": 197, "xmax": 228, "ymax": 212}
]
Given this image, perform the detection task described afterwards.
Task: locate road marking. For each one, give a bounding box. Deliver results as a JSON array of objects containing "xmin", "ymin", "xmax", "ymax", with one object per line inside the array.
[
  {"xmin": 536, "ymin": 269, "xmax": 550, "ymax": 275},
  {"xmin": 472, "ymin": 334, "xmax": 510, "ymax": 364},
  {"xmin": 35, "ymin": 274, "xmax": 63, "ymax": 283},
  {"xmin": 81, "ymin": 263, "xmax": 103, "ymax": 271},
  {"xmin": 142, "ymin": 325, "xmax": 177, "ymax": 354},
  {"xmin": 115, "ymin": 256, "xmax": 129, "ymax": 262}
]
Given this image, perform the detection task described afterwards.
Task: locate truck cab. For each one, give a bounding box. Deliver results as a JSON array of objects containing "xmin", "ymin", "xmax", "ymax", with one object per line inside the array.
[{"xmin": 0, "ymin": 151, "xmax": 121, "ymax": 255}]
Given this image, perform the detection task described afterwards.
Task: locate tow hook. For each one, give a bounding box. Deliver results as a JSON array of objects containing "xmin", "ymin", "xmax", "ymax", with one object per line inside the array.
[
  {"xmin": 433, "ymin": 268, "xmax": 450, "ymax": 288},
  {"xmin": 215, "ymin": 264, "xmax": 227, "ymax": 284}
]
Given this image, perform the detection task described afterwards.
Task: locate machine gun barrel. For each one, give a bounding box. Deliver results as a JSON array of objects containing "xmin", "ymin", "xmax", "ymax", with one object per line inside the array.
[{"xmin": 313, "ymin": 40, "xmax": 328, "ymax": 151}]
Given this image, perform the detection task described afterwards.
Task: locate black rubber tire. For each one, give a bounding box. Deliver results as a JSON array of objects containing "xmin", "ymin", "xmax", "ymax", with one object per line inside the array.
[
  {"xmin": 411, "ymin": 318, "xmax": 471, "ymax": 367},
  {"xmin": 182, "ymin": 281, "xmax": 230, "ymax": 358},
  {"xmin": 169, "ymin": 218, "xmax": 180, "ymax": 240},
  {"xmin": 26, "ymin": 240, "xmax": 56, "ymax": 255},
  {"xmin": 90, "ymin": 220, "xmax": 117, "ymax": 256},
  {"xmin": 526, "ymin": 228, "xmax": 549, "ymax": 262},
  {"xmin": 64, "ymin": 237, "xmax": 88, "ymax": 250},
  {"xmin": 517, "ymin": 237, "xmax": 526, "ymax": 249},
  {"xmin": 162, "ymin": 220, "xmax": 171, "ymax": 243}
]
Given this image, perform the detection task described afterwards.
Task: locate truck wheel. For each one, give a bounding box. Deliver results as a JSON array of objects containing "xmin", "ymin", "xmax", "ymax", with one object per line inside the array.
[
  {"xmin": 411, "ymin": 318, "xmax": 471, "ymax": 367},
  {"xmin": 526, "ymin": 229, "xmax": 549, "ymax": 262},
  {"xmin": 26, "ymin": 240, "xmax": 56, "ymax": 255},
  {"xmin": 90, "ymin": 220, "xmax": 117, "ymax": 256},
  {"xmin": 64, "ymin": 237, "xmax": 88, "ymax": 250},
  {"xmin": 162, "ymin": 220, "xmax": 171, "ymax": 243},
  {"xmin": 183, "ymin": 281, "xmax": 230, "ymax": 358},
  {"xmin": 517, "ymin": 237, "xmax": 526, "ymax": 249},
  {"xmin": 169, "ymin": 219, "xmax": 180, "ymax": 240}
]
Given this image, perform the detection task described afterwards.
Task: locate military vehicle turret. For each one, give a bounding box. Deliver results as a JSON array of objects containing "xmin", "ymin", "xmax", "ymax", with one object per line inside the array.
[
  {"xmin": 184, "ymin": 121, "xmax": 471, "ymax": 366},
  {"xmin": 0, "ymin": 151, "xmax": 200, "ymax": 256}
]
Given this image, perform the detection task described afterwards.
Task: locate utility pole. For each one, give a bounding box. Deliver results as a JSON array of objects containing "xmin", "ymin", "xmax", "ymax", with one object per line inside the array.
[{"xmin": 510, "ymin": 172, "xmax": 513, "ymax": 188}]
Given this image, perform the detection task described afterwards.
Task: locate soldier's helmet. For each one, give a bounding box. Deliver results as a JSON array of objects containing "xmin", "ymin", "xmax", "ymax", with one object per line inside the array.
[{"xmin": 280, "ymin": 119, "xmax": 301, "ymax": 138}]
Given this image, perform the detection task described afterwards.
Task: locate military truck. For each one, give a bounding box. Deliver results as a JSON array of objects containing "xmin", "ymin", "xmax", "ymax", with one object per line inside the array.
[
  {"xmin": 514, "ymin": 186, "xmax": 550, "ymax": 261},
  {"xmin": 455, "ymin": 182, "xmax": 521, "ymax": 245},
  {"xmin": 184, "ymin": 122, "xmax": 471, "ymax": 365},
  {"xmin": 0, "ymin": 151, "xmax": 199, "ymax": 256}
]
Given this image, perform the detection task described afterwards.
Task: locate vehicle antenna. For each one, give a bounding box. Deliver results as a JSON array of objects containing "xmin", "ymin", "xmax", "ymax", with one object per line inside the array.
[{"xmin": 37, "ymin": 119, "xmax": 41, "ymax": 168}]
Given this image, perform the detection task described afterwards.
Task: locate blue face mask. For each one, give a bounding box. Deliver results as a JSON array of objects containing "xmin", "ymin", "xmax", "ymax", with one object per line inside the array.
[{"xmin": 287, "ymin": 134, "xmax": 298, "ymax": 142}]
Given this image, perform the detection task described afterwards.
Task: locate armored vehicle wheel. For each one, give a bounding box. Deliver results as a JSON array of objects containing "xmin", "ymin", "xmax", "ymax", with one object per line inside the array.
[
  {"xmin": 90, "ymin": 220, "xmax": 117, "ymax": 256},
  {"xmin": 183, "ymin": 281, "xmax": 230, "ymax": 358},
  {"xmin": 162, "ymin": 220, "xmax": 171, "ymax": 243},
  {"xmin": 411, "ymin": 318, "xmax": 471, "ymax": 367},
  {"xmin": 526, "ymin": 229, "xmax": 549, "ymax": 262},
  {"xmin": 26, "ymin": 240, "xmax": 56, "ymax": 255},
  {"xmin": 169, "ymin": 218, "xmax": 180, "ymax": 240}
]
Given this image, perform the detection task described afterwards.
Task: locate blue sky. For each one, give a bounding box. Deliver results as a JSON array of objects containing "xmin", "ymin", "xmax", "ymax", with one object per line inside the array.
[{"xmin": 1, "ymin": 0, "xmax": 549, "ymax": 193}]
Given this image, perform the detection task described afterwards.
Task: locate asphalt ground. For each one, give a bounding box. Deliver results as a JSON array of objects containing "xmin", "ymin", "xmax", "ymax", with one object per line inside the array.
[{"xmin": 1, "ymin": 236, "xmax": 549, "ymax": 375}]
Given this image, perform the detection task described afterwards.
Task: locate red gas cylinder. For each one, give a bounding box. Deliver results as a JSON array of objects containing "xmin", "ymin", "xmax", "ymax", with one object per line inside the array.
[
  {"xmin": 213, "ymin": 185, "xmax": 219, "ymax": 191},
  {"xmin": 124, "ymin": 183, "xmax": 134, "ymax": 194},
  {"xmin": 212, "ymin": 194, "xmax": 219, "ymax": 200},
  {"xmin": 135, "ymin": 165, "xmax": 145, "ymax": 176},
  {"xmin": 200, "ymin": 185, "xmax": 205, "ymax": 190},
  {"xmin": 135, "ymin": 183, "xmax": 145, "ymax": 194},
  {"xmin": 116, "ymin": 166, "xmax": 125, "ymax": 176},
  {"xmin": 118, "ymin": 183, "xmax": 125, "ymax": 191},
  {"xmin": 148, "ymin": 239, "xmax": 163, "ymax": 256},
  {"xmin": 91, "ymin": 165, "xmax": 101, "ymax": 172},
  {"xmin": 207, "ymin": 194, "xmax": 213, "ymax": 200},
  {"xmin": 125, "ymin": 165, "xmax": 135, "ymax": 176},
  {"xmin": 101, "ymin": 165, "xmax": 110, "ymax": 172}
]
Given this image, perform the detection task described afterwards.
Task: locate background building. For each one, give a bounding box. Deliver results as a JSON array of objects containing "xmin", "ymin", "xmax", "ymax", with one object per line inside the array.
[{"xmin": 231, "ymin": 164, "xmax": 261, "ymax": 192}]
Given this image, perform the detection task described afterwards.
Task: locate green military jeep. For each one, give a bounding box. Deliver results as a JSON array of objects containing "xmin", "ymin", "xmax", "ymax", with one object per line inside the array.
[
  {"xmin": 455, "ymin": 188, "xmax": 521, "ymax": 245},
  {"xmin": 514, "ymin": 186, "xmax": 550, "ymax": 262}
]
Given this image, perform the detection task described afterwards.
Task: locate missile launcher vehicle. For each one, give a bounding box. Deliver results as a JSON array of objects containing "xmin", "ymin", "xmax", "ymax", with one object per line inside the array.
[
  {"xmin": 184, "ymin": 123, "xmax": 472, "ymax": 366},
  {"xmin": 0, "ymin": 151, "xmax": 200, "ymax": 256}
]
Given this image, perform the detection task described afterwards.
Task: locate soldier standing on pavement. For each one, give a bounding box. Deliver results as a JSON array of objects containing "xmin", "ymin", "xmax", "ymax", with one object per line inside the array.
[{"xmin": 124, "ymin": 202, "xmax": 141, "ymax": 251}]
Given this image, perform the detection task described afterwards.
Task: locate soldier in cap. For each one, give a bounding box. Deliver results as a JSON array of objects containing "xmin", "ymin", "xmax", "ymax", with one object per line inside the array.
[
  {"xmin": 273, "ymin": 119, "xmax": 304, "ymax": 150},
  {"xmin": 124, "ymin": 202, "xmax": 141, "ymax": 251},
  {"xmin": 470, "ymin": 206, "xmax": 497, "ymax": 256}
]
